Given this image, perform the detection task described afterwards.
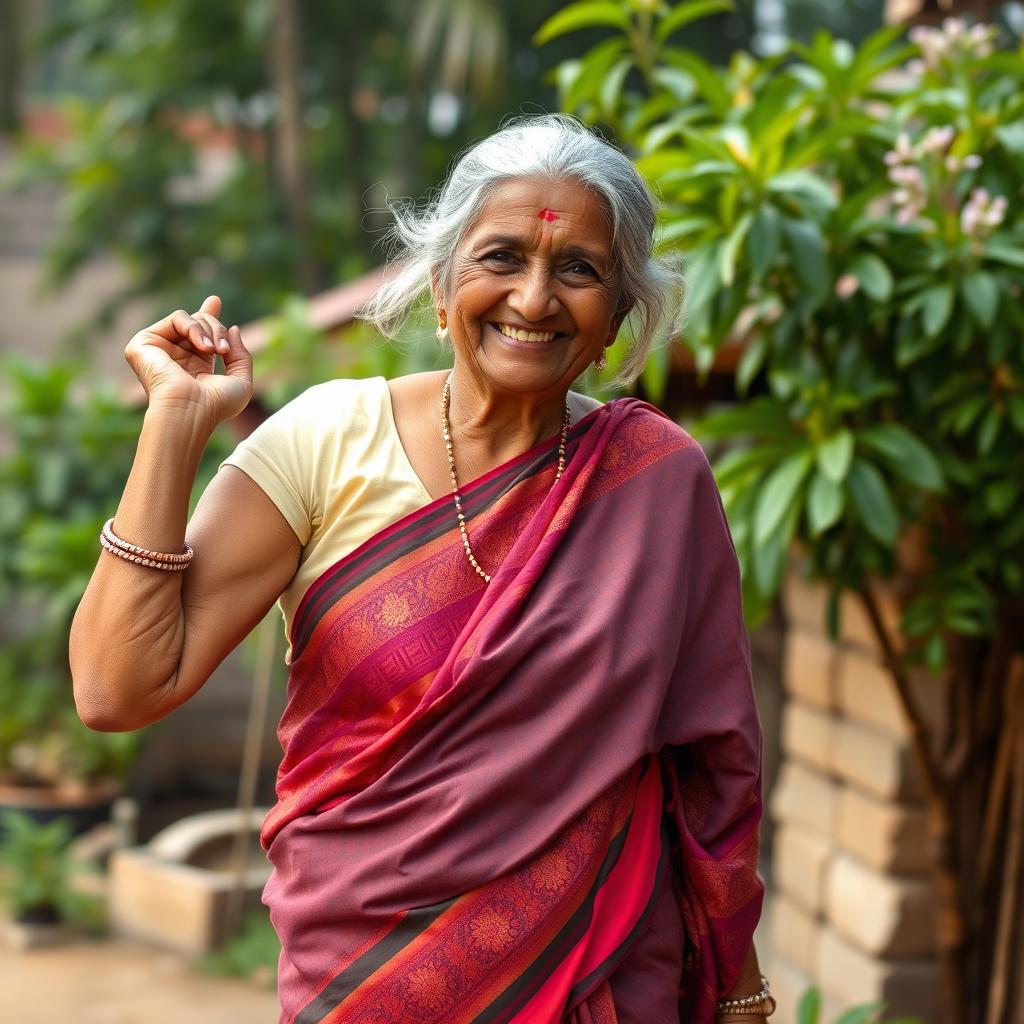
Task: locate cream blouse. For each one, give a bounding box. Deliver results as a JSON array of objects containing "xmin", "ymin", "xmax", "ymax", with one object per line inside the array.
[{"xmin": 220, "ymin": 376, "xmax": 434, "ymax": 662}]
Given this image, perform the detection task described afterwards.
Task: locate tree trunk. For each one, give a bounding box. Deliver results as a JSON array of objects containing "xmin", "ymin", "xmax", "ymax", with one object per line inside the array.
[
  {"xmin": 862, "ymin": 589, "xmax": 1024, "ymax": 1024},
  {"xmin": 0, "ymin": 0, "xmax": 22, "ymax": 135},
  {"xmin": 268, "ymin": 0, "xmax": 318, "ymax": 294}
]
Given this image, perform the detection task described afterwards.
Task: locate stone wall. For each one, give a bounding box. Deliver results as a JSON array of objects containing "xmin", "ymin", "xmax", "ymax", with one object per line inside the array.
[{"xmin": 768, "ymin": 570, "xmax": 940, "ymax": 1024}]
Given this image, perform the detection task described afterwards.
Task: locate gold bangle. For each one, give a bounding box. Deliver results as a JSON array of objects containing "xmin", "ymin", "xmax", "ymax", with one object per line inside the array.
[{"xmin": 717, "ymin": 977, "xmax": 775, "ymax": 1017}]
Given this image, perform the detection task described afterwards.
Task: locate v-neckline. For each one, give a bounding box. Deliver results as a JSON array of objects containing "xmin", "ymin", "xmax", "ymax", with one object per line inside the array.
[{"xmin": 377, "ymin": 375, "xmax": 608, "ymax": 506}]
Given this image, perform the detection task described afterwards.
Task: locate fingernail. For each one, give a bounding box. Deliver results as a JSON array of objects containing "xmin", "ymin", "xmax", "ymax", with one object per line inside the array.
[{"xmin": 219, "ymin": 338, "xmax": 229, "ymax": 352}]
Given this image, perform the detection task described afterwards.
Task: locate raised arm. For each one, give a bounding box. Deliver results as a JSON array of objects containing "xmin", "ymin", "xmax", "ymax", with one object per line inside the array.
[{"xmin": 69, "ymin": 296, "xmax": 301, "ymax": 732}]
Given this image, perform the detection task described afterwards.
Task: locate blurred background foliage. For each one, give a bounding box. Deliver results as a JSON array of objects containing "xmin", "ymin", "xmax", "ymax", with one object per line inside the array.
[
  {"xmin": 0, "ymin": 2, "xmax": 1021, "ymax": 1019},
  {"xmin": 4, "ymin": 0, "xmax": 893, "ymax": 339},
  {"xmin": 538, "ymin": 1, "xmax": 1024, "ymax": 651}
]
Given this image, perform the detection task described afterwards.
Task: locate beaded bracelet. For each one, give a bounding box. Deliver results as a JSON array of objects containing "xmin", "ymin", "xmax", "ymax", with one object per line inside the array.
[
  {"xmin": 716, "ymin": 975, "xmax": 776, "ymax": 1017},
  {"xmin": 101, "ymin": 518, "xmax": 194, "ymax": 572}
]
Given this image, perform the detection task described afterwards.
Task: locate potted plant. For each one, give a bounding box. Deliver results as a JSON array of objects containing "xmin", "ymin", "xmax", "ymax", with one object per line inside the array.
[
  {"xmin": 0, "ymin": 358, "xmax": 232, "ymax": 829},
  {"xmin": 538, "ymin": 5, "xmax": 1024, "ymax": 1024},
  {"xmin": 0, "ymin": 807, "xmax": 103, "ymax": 945}
]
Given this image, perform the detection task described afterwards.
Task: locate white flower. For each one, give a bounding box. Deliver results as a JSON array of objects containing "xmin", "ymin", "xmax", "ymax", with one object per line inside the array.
[
  {"xmin": 835, "ymin": 274, "xmax": 860, "ymax": 299},
  {"xmin": 921, "ymin": 126, "xmax": 955, "ymax": 154},
  {"xmin": 890, "ymin": 164, "xmax": 924, "ymax": 187},
  {"xmin": 943, "ymin": 18, "xmax": 966, "ymax": 42},
  {"xmin": 960, "ymin": 187, "xmax": 1008, "ymax": 239},
  {"xmin": 963, "ymin": 154, "xmax": 982, "ymax": 170}
]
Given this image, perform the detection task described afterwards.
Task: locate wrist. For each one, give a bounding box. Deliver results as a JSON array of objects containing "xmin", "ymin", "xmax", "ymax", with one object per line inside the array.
[{"xmin": 146, "ymin": 393, "xmax": 217, "ymax": 429}]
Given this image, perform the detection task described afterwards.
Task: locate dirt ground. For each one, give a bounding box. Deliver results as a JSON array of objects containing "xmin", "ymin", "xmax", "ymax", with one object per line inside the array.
[{"xmin": 3, "ymin": 937, "xmax": 279, "ymax": 1023}]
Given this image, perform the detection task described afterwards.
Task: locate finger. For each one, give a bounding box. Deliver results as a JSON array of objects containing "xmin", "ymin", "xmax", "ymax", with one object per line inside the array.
[
  {"xmin": 193, "ymin": 311, "xmax": 229, "ymax": 353},
  {"xmin": 222, "ymin": 325, "xmax": 253, "ymax": 380},
  {"xmin": 199, "ymin": 295, "xmax": 222, "ymax": 317},
  {"xmin": 145, "ymin": 309, "xmax": 213, "ymax": 354}
]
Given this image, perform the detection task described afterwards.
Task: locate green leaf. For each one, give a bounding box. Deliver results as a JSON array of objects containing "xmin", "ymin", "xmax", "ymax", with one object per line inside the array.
[
  {"xmin": 720, "ymin": 212, "xmax": 753, "ymax": 286},
  {"xmin": 978, "ymin": 406, "xmax": 1002, "ymax": 454},
  {"xmin": 660, "ymin": 49, "xmax": 731, "ymax": 115},
  {"xmin": 766, "ymin": 170, "xmax": 838, "ymax": 210},
  {"xmin": 858, "ymin": 424, "xmax": 944, "ymax": 491},
  {"xmin": 655, "ymin": 0, "xmax": 734, "ymax": 42},
  {"xmin": 600, "ymin": 57, "xmax": 633, "ymax": 116},
  {"xmin": 683, "ymin": 243, "xmax": 721, "ymax": 319},
  {"xmin": 782, "ymin": 218, "xmax": 828, "ymax": 303},
  {"xmin": 816, "ymin": 429, "xmax": 854, "ymax": 482},
  {"xmin": 748, "ymin": 205, "xmax": 781, "ymax": 280},
  {"xmin": 754, "ymin": 450, "xmax": 813, "ymax": 545},
  {"xmin": 994, "ymin": 122, "xmax": 1024, "ymax": 155},
  {"xmin": 961, "ymin": 271, "xmax": 999, "ymax": 328},
  {"xmin": 808, "ymin": 470, "xmax": 844, "ymax": 535},
  {"xmin": 534, "ymin": 1, "xmax": 631, "ymax": 44},
  {"xmin": 641, "ymin": 341, "xmax": 670, "ymax": 402},
  {"xmin": 735, "ymin": 334, "xmax": 767, "ymax": 396},
  {"xmin": 832, "ymin": 1002, "xmax": 885, "ymax": 1024},
  {"xmin": 796, "ymin": 986, "xmax": 821, "ymax": 1024},
  {"xmin": 849, "ymin": 253, "xmax": 892, "ymax": 302},
  {"xmin": 650, "ymin": 66, "xmax": 697, "ymax": 102},
  {"xmin": 985, "ymin": 480, "xmax": 1018, "ymax": 517},
  {"xmin": 983, "ymin": 241, "xmax": 1024, "ymax": 269},
  {"xmin": 921, "ymin": 283, "xmax": 954, "ymax": 338},
  {"xmin": 925, "ymin": 632, "xmax": 946, "ymax": 672},
  {"xmin": 848, "ymin": 458, "xmax": 900, "ymax": 546}
]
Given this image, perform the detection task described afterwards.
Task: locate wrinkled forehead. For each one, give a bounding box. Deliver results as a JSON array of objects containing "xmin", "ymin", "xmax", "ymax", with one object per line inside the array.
[{"xmin": 462, "ymin": 175, "xmax": 615, "ymax": 248}]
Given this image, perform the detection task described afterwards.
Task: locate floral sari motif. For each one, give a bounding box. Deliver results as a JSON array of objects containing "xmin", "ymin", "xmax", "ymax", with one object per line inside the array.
[{"xmin": 262, "ymin": 397, "xmax": 764, "ymax": 1024}]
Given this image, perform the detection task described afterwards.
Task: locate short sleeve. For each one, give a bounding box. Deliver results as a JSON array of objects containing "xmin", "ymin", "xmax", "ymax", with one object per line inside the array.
[{"xmin": 220, "ymin": 386, "xmax": 332, "ymax": 546}]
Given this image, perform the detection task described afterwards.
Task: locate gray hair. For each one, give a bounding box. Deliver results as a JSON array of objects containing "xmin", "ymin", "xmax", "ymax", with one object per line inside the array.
[{"xmin": 359, "ymin": 113, "xmax": 682, "ymax": 388}]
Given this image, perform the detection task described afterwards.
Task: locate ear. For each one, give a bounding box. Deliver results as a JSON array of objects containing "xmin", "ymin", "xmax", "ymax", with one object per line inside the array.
[{"xmin": 606, "ymin": 300, "xmax": 633, "ymax": 345}]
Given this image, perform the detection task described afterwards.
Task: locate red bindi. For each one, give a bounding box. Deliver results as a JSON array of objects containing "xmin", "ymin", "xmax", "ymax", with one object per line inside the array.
[{"xmin": 537, "ymin": 208, "xmax": 559, "ymax": 222}]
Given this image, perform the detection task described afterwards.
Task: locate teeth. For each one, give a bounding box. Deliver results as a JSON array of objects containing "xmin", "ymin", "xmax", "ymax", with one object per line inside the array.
[{"xmin": 497, "ymin": 323, "xmax": 557, "ymax": 343}]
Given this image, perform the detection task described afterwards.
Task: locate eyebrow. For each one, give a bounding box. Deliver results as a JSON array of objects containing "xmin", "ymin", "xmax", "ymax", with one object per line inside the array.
[{"xmin": 472, "ymin": 234, "xmax": 611, "ymax": 268}]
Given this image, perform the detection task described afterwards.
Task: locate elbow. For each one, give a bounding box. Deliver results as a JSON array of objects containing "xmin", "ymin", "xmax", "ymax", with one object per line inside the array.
[
  {"xmin": 73, "ymin": 679, "xmax": 169, "ymax": 733},
  {"xmin": 74, "ymin": 689, "xmax": 137, "ymax": 732}
]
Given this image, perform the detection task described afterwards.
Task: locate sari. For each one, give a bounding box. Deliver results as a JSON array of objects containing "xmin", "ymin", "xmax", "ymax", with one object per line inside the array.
[{"xmin": 261, "ymin": 396, "xmax": 764, "ymax": 1024}]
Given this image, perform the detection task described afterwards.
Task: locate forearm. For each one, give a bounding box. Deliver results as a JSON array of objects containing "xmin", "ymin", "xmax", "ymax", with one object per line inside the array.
[
  {"xmin": 717, "ymin": 942, "xmax": 770, "ymax": 1022},
  {"xmin": 70, "ymin": 402, "xmax": 215, "ymax": 730},
  {"xmin": 724, "ymin": 941, "xmax": 762, "ymax": 998}
]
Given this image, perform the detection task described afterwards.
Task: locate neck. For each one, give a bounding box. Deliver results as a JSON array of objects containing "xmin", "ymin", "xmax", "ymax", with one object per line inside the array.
[{"xmin": 444, "ymin": 369, "xmax": 569, "ymax": 465}]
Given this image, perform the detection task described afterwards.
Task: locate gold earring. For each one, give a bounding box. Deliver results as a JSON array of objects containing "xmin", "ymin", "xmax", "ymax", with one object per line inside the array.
[
  {"xmin": 594, "ymin": 349, "xmax": 608, "ymax": 372},
  {"xmin": 436, "ymin": 308, "xmax": 448, "ymax": 340}
]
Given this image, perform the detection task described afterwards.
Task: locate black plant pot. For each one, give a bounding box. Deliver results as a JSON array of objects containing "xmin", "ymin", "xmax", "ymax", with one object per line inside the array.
[
  {"xmin": 15, "ymin": 902, "xmax": 62, "ymax": 926},
  {"xmin": 0, "ymin": 777, "xmax": 121, "ymax": 839}
]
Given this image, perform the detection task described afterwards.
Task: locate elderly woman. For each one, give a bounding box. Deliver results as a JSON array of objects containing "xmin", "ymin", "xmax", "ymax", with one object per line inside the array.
[{"xmin": 71, "ymin": 115, "xmax": 769, "ymax": 1024}]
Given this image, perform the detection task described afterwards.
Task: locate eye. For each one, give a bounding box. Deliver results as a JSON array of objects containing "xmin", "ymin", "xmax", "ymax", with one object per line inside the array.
[
  {"xmin": 482, "ymin": 249, "xmax": 515, "ymax": 265},
  {"xmin": 567, "ymin": 260, "xmax": 598, "ymax": 278}
]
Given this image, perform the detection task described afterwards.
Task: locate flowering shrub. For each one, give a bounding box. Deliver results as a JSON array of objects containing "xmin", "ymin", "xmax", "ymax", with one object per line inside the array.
[
  {"xmin": 538, "ymin": 6, "xmax": 1024, "ymax": 648},
  {"xmin": 539, "ymin": 6, "xmax": 1024, "ymax": 1021}
]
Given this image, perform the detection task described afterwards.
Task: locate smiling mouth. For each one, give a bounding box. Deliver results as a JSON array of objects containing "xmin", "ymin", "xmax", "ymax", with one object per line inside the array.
[{"xmin": 491, "ymin": 322, "xmax": 566, "ymax": 343}]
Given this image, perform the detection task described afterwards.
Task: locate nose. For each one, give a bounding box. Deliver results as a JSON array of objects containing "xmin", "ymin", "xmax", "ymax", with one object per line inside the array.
[{"xmin": 508, "ymin": 263, "xmax": 558, "ymax": 323}]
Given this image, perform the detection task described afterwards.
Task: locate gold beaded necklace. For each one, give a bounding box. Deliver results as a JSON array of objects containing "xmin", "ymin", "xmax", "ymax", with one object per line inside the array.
[{"xmin": 441, "ymin": 373, "xmax": 571, "ymax": 584}]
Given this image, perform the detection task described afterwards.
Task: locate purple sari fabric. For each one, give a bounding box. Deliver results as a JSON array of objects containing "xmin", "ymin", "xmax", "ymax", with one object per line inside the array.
[{"xmin": 261, "ymin": 398, "xmax": 764, "ymax": 1023}]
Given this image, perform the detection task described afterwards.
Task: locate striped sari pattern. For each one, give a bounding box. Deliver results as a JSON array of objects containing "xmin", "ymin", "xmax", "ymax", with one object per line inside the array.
[{"xmin": 262, "ymin": 397, "xmax": 764, "ymax": 1024}]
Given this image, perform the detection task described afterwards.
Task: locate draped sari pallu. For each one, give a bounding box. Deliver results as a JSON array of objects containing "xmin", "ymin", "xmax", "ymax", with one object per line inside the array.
[{"xmin": 262, "ymin": 398, "xmax": 765, "ymax": 1024}]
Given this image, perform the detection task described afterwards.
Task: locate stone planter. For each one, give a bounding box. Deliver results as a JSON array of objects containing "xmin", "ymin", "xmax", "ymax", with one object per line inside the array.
[{"xmin": 109, "ymin": 807, "xmax": 271, "ymax": 957}]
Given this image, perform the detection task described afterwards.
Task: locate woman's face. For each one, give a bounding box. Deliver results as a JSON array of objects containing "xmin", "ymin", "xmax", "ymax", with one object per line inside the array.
[{"xmin": 442, "ymin": 176, "xmax": 626, "ymax": 403}]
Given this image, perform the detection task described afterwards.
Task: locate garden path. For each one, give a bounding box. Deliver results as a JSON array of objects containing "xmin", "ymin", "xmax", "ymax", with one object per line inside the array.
[{"xmin": 3, "ymin": 936, "xmax": 278, "ymax": 1023}]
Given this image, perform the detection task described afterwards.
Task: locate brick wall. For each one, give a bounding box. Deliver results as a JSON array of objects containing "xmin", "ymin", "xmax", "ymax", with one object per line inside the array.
[{"xmin": 768, "ymin": 570, "xmax": 942, "ymax": 1024}]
